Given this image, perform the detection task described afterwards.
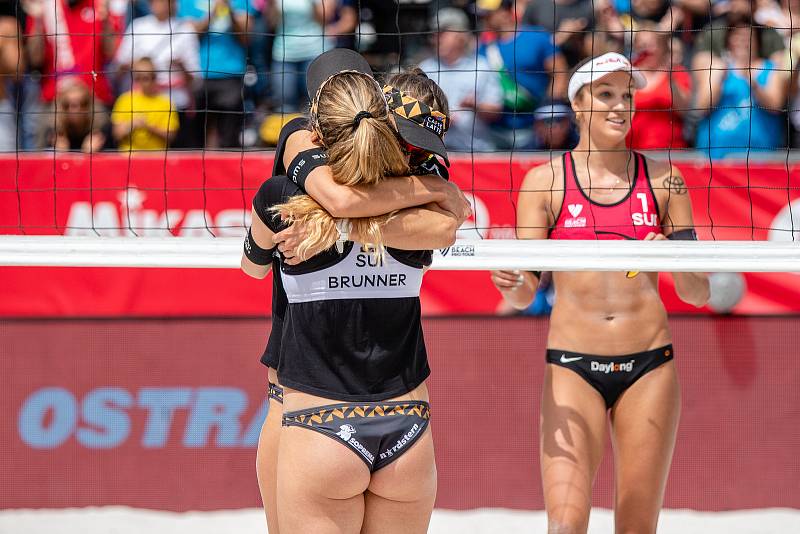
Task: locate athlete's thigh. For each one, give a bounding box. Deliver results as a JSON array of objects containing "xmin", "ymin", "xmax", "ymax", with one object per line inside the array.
[
  {"xmin": 277, "ymin": 425, "xmax": 371, "ymax": 534},
  {"xmin": 361, "ymin": 427, "xmax": 437, "ymax": 534},
  {"xmin": 610, "ymin": 360, "xmax": 680, "ymax": 534},
  {"xmin": 541, "ymin": 364, "xmax": 609, "ymax": 531},
  {"xmin": 256, "ymin": 396, "xmax": 282, "ymax": 533}
]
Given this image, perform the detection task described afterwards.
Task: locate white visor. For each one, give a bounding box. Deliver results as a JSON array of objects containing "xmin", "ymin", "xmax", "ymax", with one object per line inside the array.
[{"xmin": 567, "ymin": 52, "xmax": 647, "ymax": 103}]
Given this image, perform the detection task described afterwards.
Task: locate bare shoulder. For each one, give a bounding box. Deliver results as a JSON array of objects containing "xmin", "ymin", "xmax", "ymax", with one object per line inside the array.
[
  {"xmin": 645, "ymin": 156, "xmax": 688, "ymax": 197},
  {"xmin": 520, "ymin": 156, "xmax": 565, "ymax": 193},
  {"xmin": 285, "ymin": 128, "xmax": 316, "ymax": 151}
]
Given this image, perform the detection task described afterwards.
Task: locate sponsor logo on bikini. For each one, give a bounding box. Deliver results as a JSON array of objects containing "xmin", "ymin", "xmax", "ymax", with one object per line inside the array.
[
  {"xmin": 336, "ymin": 424, "xmax": 375, "ymax": 463},
  {"xmin": 591, "ymin": 359, "xmax": 635, "ymax": 373},
  {"xmin": 336, "ymin": 424, "xmax": 356, "ymax": 441},
  {"xmin": 379, "ymin": 423, "xmax": 420, "ymax": 461}
]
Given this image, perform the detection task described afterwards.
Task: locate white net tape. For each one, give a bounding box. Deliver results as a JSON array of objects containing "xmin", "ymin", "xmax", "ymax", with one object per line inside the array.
[{"xmin": 1, "ymin": 236, "xmax": 798, "ymax": 272}]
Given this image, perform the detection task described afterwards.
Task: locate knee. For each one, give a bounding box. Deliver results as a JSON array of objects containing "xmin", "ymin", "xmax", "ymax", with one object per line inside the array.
[
  {"xmin": 614, "ymin": 497, "xmax": 659, "ymax": 534},
  {"xmin": 615, "ymin": 517, "xmax": 657, "ymax": 534},
  {"xmin": 547, "ymin": 506, "xmax": 589, "ymax": 534},
  {"xmin": 547, "ymin": 521, "xmax": 587, "ymax": 534}
]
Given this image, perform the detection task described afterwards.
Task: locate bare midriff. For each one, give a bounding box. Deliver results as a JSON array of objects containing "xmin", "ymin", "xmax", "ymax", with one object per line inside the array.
[{"xmin": 547, "ymin": 271, "xmax": 671, "ymax": 356}]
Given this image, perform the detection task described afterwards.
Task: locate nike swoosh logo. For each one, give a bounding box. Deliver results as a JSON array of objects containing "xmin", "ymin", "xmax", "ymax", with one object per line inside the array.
[{"xmin": 560, "ymin": 355, "xmax": 583, "ymax": 363}]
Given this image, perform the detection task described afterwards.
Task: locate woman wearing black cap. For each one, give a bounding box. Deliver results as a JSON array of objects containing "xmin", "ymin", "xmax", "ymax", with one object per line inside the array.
[
  {"xmin": 242, "ymin": 49, "xmax": 466, "ymax": 533},
  {"xmin": 492, "ymin": 52, "xmax": 709, "ymax": 533}
]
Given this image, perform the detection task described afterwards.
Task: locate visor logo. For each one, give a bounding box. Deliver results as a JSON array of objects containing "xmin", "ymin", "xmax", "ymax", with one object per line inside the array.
[{"xmin": 423, "ymin": 116, "xmax": 444, "ymax": 136}]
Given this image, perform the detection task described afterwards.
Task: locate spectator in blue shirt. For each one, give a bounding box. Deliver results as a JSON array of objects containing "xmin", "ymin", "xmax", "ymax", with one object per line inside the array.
[
  {"xmin": 180, "ymin": 0, "xmax": 256, "ymax": 147},
  {"xmin": 266, "ymin": 0, "xmax": 333, "ymax": 114},
  {"xmin": 694, "ymin": 20, "xmax": 787, "ymax": 159},
  {"xmin": 477, "ymin": 0, "xmax": 568, "ymax": 148},
  {"xmin": 420, "ymin": 7, "xmax": 504, "ymax": 153}
]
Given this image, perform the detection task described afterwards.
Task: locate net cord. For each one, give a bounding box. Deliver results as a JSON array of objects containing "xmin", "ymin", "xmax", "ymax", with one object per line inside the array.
[{"xmin": 0, "ymin": 236, "xmax": 798, "ymax": 272}]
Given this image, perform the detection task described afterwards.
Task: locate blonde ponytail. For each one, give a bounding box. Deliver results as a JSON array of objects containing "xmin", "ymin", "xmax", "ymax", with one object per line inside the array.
[{"xmin": 273, "ymin": 72, "xmax": 408, "ymax": 257}]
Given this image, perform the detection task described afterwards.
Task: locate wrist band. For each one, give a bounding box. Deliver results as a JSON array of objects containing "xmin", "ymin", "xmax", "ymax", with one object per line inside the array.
[
  {"xmin": 244, "ymin": 227, "xmax": 276, "ymax": 265},
  {"xmin": 287, "ymin": 148, "xmax": 329, "ymax": 190},
  {"xmin": 335, "ymin": 218, "xmax": 352, "ymax": 253},
  {"xmin": 667, "ymin": 229, "xmax": 697, "ymax": 241}
]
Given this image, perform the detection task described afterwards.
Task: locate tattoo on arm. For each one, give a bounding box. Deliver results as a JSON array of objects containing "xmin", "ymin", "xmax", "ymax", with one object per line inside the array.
[{"xmin": 663, "ymin": 175, "xmax": 687, "ymax": 195}]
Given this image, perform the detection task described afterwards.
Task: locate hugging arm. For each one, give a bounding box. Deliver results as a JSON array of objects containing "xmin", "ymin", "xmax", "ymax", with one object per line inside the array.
[
  {"xmin": 353, "ymin": 202, "xmax": 459, "ymax": 250},
  {"xmin": 283, "ymin": 129, "xmax": 467, "ymax": 219},
  {"xmin": 241, "ymin": 207, "xmax": 276, "ymax": 279},
  {"xmin": 274, "ymin": 201, "xmax": 464, "ymax": 265}
]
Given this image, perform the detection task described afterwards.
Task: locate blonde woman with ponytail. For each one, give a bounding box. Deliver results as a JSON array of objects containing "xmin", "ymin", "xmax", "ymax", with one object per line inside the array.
[
  {"xmin": 242, "ymin": 49, "xmax": 468, "ymax": 534},
  {"xmin": 272, "ymin": 71, "xmax": 411, "ymax": 261},
  {"xmin": 273, "ymin": 65, "xmax": 458, "ymax": 265}
]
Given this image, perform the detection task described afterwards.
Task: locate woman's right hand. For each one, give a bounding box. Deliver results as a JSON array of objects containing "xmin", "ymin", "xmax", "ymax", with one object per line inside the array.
[
  {"xmin": 491, "ymin": 270, "xmax": 525, "ymax": 291},
  {"xmin": 273, "ymin": 218, "xmax": 326, "ymax": 265}
]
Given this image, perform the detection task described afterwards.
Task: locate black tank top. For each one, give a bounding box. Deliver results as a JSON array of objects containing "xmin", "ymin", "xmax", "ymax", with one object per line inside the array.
[
  {"xmin": 259, "ymin": 117, "xmax": 309, "ymax": 369},
  {"xmin": 260, "ymin": 118, "xmax": 448, "ymax": 373},
  {"xmin": 253, "ymin": 175, "xmax": 431, "ymax": 402}
]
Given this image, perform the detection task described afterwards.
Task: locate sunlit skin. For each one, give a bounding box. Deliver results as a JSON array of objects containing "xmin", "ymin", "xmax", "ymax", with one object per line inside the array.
[
  {"xmin": 492, "ymin": 69, "xmax": 709, "ymax": 534},
  {"xmin": 574, "ymin": 72, "xmax": 636, "ymax": 149},
  {"xmin": 242, "ymin": 76, "xmax": 468, "ymax": 533}
]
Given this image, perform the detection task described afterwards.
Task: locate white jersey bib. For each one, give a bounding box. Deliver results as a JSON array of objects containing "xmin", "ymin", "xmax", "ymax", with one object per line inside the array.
[{"xmin": 281, "ymin": 244, "xmax": 424, "ymax": 303}]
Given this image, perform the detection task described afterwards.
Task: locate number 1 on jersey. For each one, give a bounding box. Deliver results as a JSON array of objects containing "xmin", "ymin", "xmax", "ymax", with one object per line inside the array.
[{"xmin": 636, "ymin": 193, "xmax": 648, "ymax": 213}]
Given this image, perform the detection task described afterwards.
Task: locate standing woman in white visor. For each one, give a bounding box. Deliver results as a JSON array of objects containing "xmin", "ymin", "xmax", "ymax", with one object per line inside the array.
[{"xmin": 491, "ymin": 53, "xmax": 709, "ymax": 533}]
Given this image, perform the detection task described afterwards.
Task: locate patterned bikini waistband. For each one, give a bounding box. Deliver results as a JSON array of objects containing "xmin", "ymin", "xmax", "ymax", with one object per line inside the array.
[
  {"xmin": 268, "ymin": 382, "xmax": 284, "ymax": 403},
  {"xmin": 283, "ymin": 400, "xmax": 430, "ymax": 427}
]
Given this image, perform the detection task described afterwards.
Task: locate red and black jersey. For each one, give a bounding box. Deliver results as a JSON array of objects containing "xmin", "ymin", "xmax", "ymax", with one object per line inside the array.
[{"xmin": 550, "ymin": 152, "xmax": 660, "ymax": 241}]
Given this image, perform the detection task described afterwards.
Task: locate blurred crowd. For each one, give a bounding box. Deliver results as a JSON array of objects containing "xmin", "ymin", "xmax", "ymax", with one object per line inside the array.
[{"xmin": 0, "ymin": 0, "xmax": 798, "ymax": 157}]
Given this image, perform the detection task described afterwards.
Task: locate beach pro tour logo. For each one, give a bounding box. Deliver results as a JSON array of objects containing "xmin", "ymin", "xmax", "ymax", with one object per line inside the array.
[{"xmin": 439, "ymin": 245, "xmax": 475, "ymax": 257}]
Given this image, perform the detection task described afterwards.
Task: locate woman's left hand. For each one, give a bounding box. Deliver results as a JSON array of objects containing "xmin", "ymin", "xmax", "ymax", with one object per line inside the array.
[
  {"xmin": 644, "ymin": 231, "xmax": 667, "ymax": 241},
  {"xmin": 273, "ymin": 219, "xmax": 325, "ymax": 265},
  {"xmin": 626, "ymin": 232, "xmax": 666, "ymax": 277}
]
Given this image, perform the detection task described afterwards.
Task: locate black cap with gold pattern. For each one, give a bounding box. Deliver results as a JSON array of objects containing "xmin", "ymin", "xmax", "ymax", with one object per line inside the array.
[{"xmin": 383, "ymin": 85, "xmax": 450, "ymax": 167}]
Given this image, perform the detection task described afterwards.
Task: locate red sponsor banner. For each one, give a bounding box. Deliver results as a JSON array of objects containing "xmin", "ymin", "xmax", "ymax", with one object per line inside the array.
[
  {"xmin": 2, "ymin": 317, "xmax": 799, "ymax": 511},
  {"xmin": 0, "ymin": 154, "xmax": 799, "ymax": 316}
]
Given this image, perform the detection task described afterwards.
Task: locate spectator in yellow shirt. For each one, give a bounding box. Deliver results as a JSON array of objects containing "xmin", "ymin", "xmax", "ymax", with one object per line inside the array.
[{"xmin": 111, "ymin": 57, "xmax": 178, "ymax": 151}]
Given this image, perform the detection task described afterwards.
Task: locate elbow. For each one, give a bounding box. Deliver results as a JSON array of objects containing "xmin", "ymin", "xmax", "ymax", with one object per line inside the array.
[
  {"xmin": 678, "ymin": 281, "xmax": 710, "ymax": 308},
  {"xmin": 324, "ymin": 197, "xmax": 350, "ymax": 219},
  {"xmin": 240, "ymin": 256, "xmax": 269, "ymax": 279},
  {"xmin": 434, "ymin": 216, "xmax": 459, "ymax": 248},
  {"xmin": 511, "ymin": 298, "xmax": 534, "ymax": 311},
  {"xmin": 323, "ymin": 192, "xmax": 364, "ymax": 218},
  {"xmin": 508, "ymin": 288, "xmax": 536, "ymax": 310}
]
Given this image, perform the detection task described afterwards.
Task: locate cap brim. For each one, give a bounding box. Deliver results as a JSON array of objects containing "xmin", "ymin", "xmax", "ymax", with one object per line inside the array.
[
  {"xmin": 306, "ymin": 49, "xmax": 374, "ymax": 101},
  {"xmin": 591, "ymin": 67, "xmax": 647, "ymax": 90},
  {"xmin": 394, "ymin": 115, "xmax": 450, "ymax": 167},
  {"xmin": 569, "ymin": 67, "xmax": 647, "ymax": 102}
]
